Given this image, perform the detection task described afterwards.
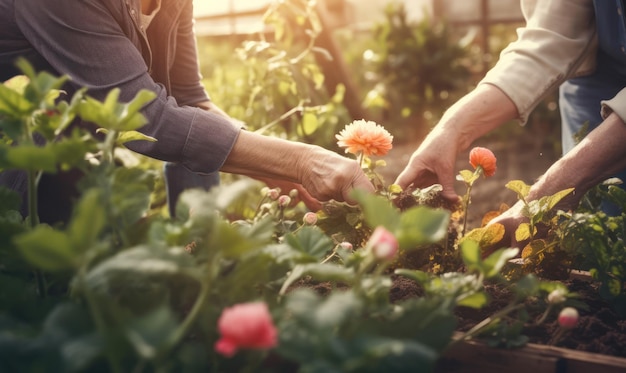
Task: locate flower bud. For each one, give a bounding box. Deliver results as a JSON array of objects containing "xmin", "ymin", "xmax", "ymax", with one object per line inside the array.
[
  {"xmin": 302, "ymin": 212, "xmax": 318, "ymax": 225},
  {"xmin": 547, "ymin": 289, "xmax": 566, "ymax": 305},
  {"xmin": 278, "ymin": 195, "xmax": 291, "ymax": 207},
  {"xmin": 289, "ymin": 189, "xmax": 299, "ymax": 198},
  {"xmin": 339, "ymin": 241, "xmax": 353, "ymax": 251},
  {"xmin": 267, "ymin": 188, "xmax": 280, "ymax": 200},
  {"xmin": 558, "ymin": 307, "xmax": 579, "ymax": 329},
  {"xmin": 302, "ymin": 212, "xmax": 317, "ymax": 225},
  {"xmin": 367, "ymin": 226, "xmax": 398, "ymax": 261}
]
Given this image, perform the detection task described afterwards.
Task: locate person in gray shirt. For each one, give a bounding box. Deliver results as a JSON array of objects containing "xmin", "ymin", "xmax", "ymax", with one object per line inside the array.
[{"xmin": 0, "ymin": 0, "xmax": 374, "ymax": 222}]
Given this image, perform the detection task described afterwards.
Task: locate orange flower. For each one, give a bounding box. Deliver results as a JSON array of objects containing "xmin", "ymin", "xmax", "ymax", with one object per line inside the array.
[
  {"xmin": 469, "ymin": 147, "xmax": 497, "ymax": 177},
  {"xmin": 336, "ymin": 119, "xmax": 393, "ymax": 157}
]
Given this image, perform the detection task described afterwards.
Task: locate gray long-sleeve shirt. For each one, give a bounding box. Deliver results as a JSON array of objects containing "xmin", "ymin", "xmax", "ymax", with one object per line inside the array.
[{"xmin": 0, "ymin": 0, "xmax": 241, "ymax": 211}]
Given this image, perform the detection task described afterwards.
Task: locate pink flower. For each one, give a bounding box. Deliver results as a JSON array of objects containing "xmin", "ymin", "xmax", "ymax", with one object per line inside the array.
[
  {"xmin": 303, "ymin": 212, "xmax": 318, "ymax": 225},
  {"xmin": 469, "ymin": 147, "xmax": 497, "ymax": 177},
  {"xmin": 367, "ymin": 226, "xmax": 399, "ymax": 261},
  {"xmin": 557, "ymin": 307, "xmax": 579, "ymax": 329},
  {"xmin": 336, "ymin": 119, "xmax": 393, "ymax": 157},
  {"xmin": 214, "ymin": 302, "xmax": 278, "ymax": 357},
  {"xmin": 278, "ymin": 195, "xmax": 291, "ymax": 207}
]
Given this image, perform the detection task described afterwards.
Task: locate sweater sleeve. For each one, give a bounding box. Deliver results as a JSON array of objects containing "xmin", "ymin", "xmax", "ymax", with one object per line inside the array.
[
  {"xmin": 14, "ymin": 0, "xmax": 240, "ymax": 174},
  {"xmin": 479, "ymin": 0, "xmax": 597, "ymax": 124}
]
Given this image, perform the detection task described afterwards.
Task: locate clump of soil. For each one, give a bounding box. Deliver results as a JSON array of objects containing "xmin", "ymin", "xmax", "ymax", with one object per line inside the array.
[{"xmin": 388, "ymin": 275, "xmax": 626, "ymax": 358}]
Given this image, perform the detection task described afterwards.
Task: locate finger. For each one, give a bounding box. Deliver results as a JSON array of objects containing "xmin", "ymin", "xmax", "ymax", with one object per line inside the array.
[{"xmin": 342, "ymin": 174, "xmax": 375, "ymax": 205}]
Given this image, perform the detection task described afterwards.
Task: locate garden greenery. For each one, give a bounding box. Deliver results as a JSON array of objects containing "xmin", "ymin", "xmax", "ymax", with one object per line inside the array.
[{"xmin": 1, "ymin": 1, "xmax": 625, "ymax": 370}]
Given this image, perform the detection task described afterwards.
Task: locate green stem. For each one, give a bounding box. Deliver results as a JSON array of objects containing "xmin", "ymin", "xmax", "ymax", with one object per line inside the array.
[
  {"xmin": 78, "ymin": 266, "xmax": 124, "ymax": 373},
  {"xmin": 28, "ymin": 169, "xmax": 48, "ymax": 298},
  {"xmin": 461, "ymin": 184, "xmax": 473, "ymax": 238},
  {"xmin": 448, "ymin": 302, "xmax": 525, "ymax": 349},
  {"xmin": 155, "ymin": 279, "xmax": 211, "ymax": 360}
]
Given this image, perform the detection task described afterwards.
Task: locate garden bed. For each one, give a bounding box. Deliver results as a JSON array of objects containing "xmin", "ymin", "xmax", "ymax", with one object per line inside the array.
[{"xmin": 389, "ymin": 271, "xmax": 626, "ymax": 372}]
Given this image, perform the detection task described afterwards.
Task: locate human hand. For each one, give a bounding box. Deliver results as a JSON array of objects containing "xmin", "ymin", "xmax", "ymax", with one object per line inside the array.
[
  {"xmin": 298, "ymin": 146, "xmax": 375, "ymax": 205},
  {"xmin": 394, "ymin": 127, "xmax": 461, "ymax": 202}
]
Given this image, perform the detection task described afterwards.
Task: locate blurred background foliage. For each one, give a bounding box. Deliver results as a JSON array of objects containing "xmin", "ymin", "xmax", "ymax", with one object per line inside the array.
[
  {"xmin": 196, "ymin": 0, "xmax": 561, "ymax": 151},
  {"xmin": 133, "ymin": 0, "xmax": 564, "ymax": 217}
]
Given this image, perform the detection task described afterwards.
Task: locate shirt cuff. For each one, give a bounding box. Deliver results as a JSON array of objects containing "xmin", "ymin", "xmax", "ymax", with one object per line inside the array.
[{"xmin": 601, "ymin": 88, "xmax": 626, "ymax": 122}]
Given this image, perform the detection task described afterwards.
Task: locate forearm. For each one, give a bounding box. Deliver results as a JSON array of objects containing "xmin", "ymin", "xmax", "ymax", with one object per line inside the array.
[
  {"xmin": 528, "ymin": 113, "xmax": 626, "ymax": 203},
  {"xmin": 220, "ymin": 130, "xmax": 310, "ymax": 182},
  {"xmin": 437, "ymin": 84, "xmax": 518, "ymax": 151}
]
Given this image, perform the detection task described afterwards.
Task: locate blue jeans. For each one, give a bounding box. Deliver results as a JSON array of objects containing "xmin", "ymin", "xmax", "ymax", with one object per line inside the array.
[
  {"xmin": 164, "ymin": 162, "xmax": 220, "ymax": 217},
  {"xmin": 560, "ymin": 60, "xmax": 626, "ymax": 215}
]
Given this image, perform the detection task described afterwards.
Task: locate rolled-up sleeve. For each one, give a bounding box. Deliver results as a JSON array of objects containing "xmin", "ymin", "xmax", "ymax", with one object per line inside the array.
[
  {"xmin": 14, "ymin": 0, "xmax": 239, "ymax": 174},
  {"xmin": 600, "ymin": 88, "xmax": 626, "ymax": 123},
  {"xmin": 479, "ymin": 0, "xmax": 597, "ymax": 124}
]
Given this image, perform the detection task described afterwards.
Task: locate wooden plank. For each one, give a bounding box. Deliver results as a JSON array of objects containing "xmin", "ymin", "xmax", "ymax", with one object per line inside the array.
[{"xmin": 439, "ymin": 335, "xmax": 626, "ymax": 373}]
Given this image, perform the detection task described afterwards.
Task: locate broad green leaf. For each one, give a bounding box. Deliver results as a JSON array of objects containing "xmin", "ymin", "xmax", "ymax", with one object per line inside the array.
[
  {"xmin": 459, "ymin": 224, "xmax": 504, "ymax": 251},
  {"xmin": 0, "ymin": 83, "xmax": 33, "ymax": 118},
  {"xmin": 125, "ymin": 305, "xmax": 179, "ymax": 359},
  {"xmin": 15, "ymin": 225, "xmax": 77, "ymax": 271},
  {"xmin": 86, "ymin": 246, "xmax": 197, "ymax": 284},
  {"xmin": 51, "ymin": 135, "xmax": 96, "ymax": 169},
  {"xmin": 515, "ymin": 222, "xmax": 533, "ymax": 242},
  {"xmin": 506, "ymin": 180, "xmax": 531, "ymax": 201},
  {"xmin": 460, "ymin": 240, "xmax": 482, "ymax": 271},
  {"xmin": 396, "ymin": 206, "xmax": 449, "ymax": 250},
  {"xmin": 280, "ymin": 263, "xmax": 355, "ymax": 295},
  {"xmin": 456, "ymin": 291, "xmax": 489, "ymax": 309},
  {"xmin": 285, "ymin": 226, "xmax": 333, "ymax": 259},
  {"xmin": 3, "ymin": 75, "xmax": 29, "ymax": 94},
  {"xmin": 208, "ymin": 219, "xmax": 259, "ymax": 258},
  {"xmin": 314, "ymin": 291, "xmax": 361, "ymax": 329},
  {"xmin": 394, "ymin": 269, "xmax": 430, "ymax": 285},
  {"xmin": 68, "ymin": 189, "xmax": 106, "ymax": 252},
  {"xmin": 457, "ymin": 169, "xmax": 478, "ymax": 184},
  {"xmin": 351, "ymin": 189, "xmax": 400, "ymax": 231},
  {"xmin": 543, "ymin": 187, "xmax": 574, "ymax": 211},
  {"xmin": 482, "ymin": 247, "xmax": 519, "ymax": 278}
]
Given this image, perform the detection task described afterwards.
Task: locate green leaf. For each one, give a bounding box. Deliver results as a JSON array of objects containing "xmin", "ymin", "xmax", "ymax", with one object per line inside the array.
[
  {"xmin": 351, "ymin": 189, "xmax": 400, "ymax": 231},
  {"xmin": 0, "ymin": 144, "xmax": 58, "ymax": 172},
  {"xmin": 117, "ymin": 130, "xmax": 157, "ymax": 145},
  {"xmin": 125, "ymin": 305, "xmax": 179, "ymax": 359},
  {"xmin": 456, "ymin": 291, "xmax": 489, "ymax": 309},
  {"xmin": 457, "ymin": 169, "xmax": 478, "ymax": 185},
  {"xmin": 68, "ymin": 189, "xmax": 106, "ymax": 252},
  {"xmin": 280, "ymin": 263, "xmax": 355, "ymax": 295},
  {"xmin": 394, "ymin": 268, "xmax": 431, "ymax": 285},
  {"xmin": 459, "ymin": 224, "xmax": 505, "ymax": 249},
  {"xmin": 482, "ymin": 248, "xmax": 519, "ymax": 278},
  {"xmin": 313, "ymin": 291, "xmax": 362, "ymax": 330},
  {"xmin": 396, "ymin": 206, "xmax": 449, "ymax": 249},
  {"xmin": 542, "ymin": 187, "xmax": 574, "ymax": 211},
  {"xmin": 460, "ymin": 240, "xmax": 482, "ymax": 271},
  {"xmin": 506, "ymin": 180, "xmax": 531, "ymax": 201},
  {"xmin": 0, "ymin": 81, "xmax": 34, "ymax": 119},
  {"xmin": 515, "ymin": 222, "xmax": 533, "ymax": 242},
  {"xmin": 285, "ymin": 226, "xmax": 333, "ymax": 259},
  {"xmin": 15, "ymin": 225, "xmax": 77, "ymax": 271}
]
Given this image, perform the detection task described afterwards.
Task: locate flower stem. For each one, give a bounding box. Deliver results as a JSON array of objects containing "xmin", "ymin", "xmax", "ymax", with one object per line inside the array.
[{"xmin": 448, "ymin": 302, "xmax": 525, "ymax": 349}]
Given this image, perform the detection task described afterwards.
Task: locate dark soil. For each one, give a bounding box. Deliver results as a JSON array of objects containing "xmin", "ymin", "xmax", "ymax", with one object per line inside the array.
[
  {"xmin": 376, "ymin": 131, "xmax": 626, "ymax": 359},
  {"xmin": 397, "ymin": 276, "xmax": 626, "ymax": 358}
]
